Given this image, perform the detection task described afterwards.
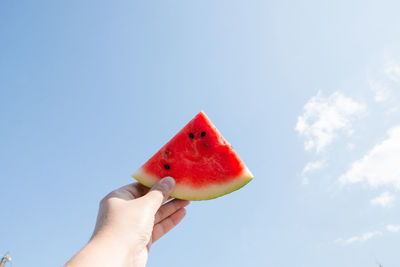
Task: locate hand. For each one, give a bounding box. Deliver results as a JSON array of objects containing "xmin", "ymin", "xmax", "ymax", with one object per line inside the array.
[{"xmin": 65, "ymin": 177, "xmax": 189, "ymax": 267}]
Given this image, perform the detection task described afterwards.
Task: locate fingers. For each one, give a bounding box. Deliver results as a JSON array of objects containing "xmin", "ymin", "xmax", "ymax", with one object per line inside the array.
[
  {"xmin": 155, "ymin": 199, "xmax": 190, "ymax": 224},
  {"xmin": 106, "ymin": 183, "xmax": 150, "ymax": 201},
  {"xmin": 142, "ymin": 177, "xmax": 175, "ymax": 214},
  {"xmin": 152, "ymin": 208, "xmax": 187, "ymax": 243}
]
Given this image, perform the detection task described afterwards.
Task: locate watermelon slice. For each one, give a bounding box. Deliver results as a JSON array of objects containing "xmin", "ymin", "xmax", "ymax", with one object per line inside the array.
[{"xmin": 132, "ymin": 111, "xmax": 253, "ymax": 200}]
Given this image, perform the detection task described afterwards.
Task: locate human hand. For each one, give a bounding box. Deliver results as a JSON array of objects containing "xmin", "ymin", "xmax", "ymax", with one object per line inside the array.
[{"xmin": 65, "ymin": 177, "xmax": 189, "ymax": 267}]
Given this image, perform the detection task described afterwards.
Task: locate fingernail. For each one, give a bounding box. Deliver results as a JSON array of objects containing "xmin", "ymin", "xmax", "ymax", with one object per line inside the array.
[{"xmin": 160, "ymin": 176, "xmax": 175, "ymax": 191}]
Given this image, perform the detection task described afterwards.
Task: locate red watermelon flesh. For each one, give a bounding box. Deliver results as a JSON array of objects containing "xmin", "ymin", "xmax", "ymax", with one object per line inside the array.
[{"xmin": 132, "ymin": 111, "xmax": 253, "ymax": 200}]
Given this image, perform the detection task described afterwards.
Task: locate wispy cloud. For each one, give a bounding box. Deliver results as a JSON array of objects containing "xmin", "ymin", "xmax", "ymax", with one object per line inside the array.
[
  {"xmin": 339, "ymin": 231, "xmax": 382, "ymax": 245},
  {"xmin": 346, "ymin": 143, "xmax": 355, "ymax": 151},
  {"xmin": 368, "ymin": 79, "xmax": 391, "ymax": 102},
  {"xmin": 301, "ymin": 160, "xmax": 325, "ymax": 184},
  {"xmin": 386, "ymin": 224, "xmax": 400, "ymax": 233},
  {"xmin": 385, "ymin": 61, "xmax": 400, "ymax": 83},
  {"xmin": 370, "ymin": 192, "xmax": 395, "ymax": 208},
  {"xmin": 339, "ymin": 126, "xmax": 400, "ymax": 190},
  {"xmin": 295, "ymin": 91, "xmax": 366, "ymax": 153},
  {"xmin": 368, "ymin": 57, "xmax": 400, "ymax": 105},
  {"xmin": 337, "ymin": 225, "xmax": 400, "ymax": 245}
]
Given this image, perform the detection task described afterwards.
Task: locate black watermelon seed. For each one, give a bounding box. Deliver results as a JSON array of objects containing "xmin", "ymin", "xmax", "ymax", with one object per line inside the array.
[
  {"xmin": 201, "ymin": 131, "xmax": 206, "ymax": 137},
  {"xmin": 164, "ymin": 150, "xmax": 170, "ymax": 156},
  {"xmin": 163, "ymin": 164, "xmax": 170, "ymax": 170},
  {"xmin": 189, "ymin": 133, "xmax": 194, "ymax": 139}
]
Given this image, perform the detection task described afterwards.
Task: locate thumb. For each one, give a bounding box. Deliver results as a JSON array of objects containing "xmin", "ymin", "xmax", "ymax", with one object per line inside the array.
[{"xmin": 143, "ymin": 176, "xmax": 175, "ymax": 214}]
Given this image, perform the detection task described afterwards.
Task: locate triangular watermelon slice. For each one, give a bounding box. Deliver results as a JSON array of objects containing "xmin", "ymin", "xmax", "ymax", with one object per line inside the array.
[{"xmin": 132, "ymin": 111, "xmax": 253, "ymax": 200}]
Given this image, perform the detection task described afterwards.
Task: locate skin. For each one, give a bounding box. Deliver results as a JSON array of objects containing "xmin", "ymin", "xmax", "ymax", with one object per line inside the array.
[{"xmin": 65, "ymin": 177, "xmax": 189, "ymax": 267}]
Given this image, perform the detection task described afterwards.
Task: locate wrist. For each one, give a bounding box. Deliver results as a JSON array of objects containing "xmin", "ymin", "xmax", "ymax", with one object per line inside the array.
[{"xmin": 86, "ymin": 232, "xmax": 134, "ymax": 264}]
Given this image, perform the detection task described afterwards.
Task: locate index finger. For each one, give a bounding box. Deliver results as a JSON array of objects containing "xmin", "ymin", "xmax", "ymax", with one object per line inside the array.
[{"xmin": 108, "ymin": 182, "xmax": 150, "ymax": 200}]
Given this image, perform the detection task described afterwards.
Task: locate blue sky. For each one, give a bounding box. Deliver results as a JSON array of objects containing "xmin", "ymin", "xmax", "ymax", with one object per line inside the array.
[{"xmin": 1, "ymin": 1, "xmax": 400, "ymax": 266}]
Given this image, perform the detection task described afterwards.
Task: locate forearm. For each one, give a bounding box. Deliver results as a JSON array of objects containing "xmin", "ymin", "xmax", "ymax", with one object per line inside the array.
[{"xmin": 65, "ymin": 235, "xmax": 137, "ymax": 267}]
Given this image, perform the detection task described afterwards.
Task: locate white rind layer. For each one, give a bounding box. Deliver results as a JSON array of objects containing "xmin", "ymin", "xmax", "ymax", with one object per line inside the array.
[{"xmin": 132, "ymin": 167, "xmax": 253, "ymax": 201}]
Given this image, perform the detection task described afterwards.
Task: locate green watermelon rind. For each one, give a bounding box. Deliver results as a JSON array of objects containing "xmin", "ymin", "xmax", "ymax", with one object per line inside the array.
[{"xmin": 132, "ymin": 168, "xmax": 253, "ymax": 201}]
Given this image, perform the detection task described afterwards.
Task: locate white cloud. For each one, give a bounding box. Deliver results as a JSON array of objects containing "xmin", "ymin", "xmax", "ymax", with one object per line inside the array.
[
  {"xmin": 301, "ymin": 160, "xmax": 325, "ymax": 184},
  {"xmin": 342, "ymin": 231, "xmax": 382, "ymax": 244},
  {"xmin": 370, "ymin": 192, "xmax": 395, "ymax": 208},
  {"xmin": 339, "ymin": 126, "xmax": 400, "ymax": 190},
  {"xmin": 386, "ymin": 224, "xmax": 400, "ymax": 232},
  {"xmin": 295, "ymin": 91, "xmax": 366, "ymax": 153}
]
